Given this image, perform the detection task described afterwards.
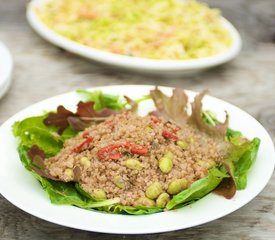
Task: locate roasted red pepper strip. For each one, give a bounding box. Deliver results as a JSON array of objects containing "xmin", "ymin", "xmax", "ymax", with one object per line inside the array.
[
  {"xmin": 82, "ymin": 131, "xmax": 90, "ymax": 138},
  {"xmin": 108, "ymin": 152, "xmax": 121, "ymax": 160},
  {"xmin": 97, "ymin": 143, "xmax": 148, "ymax": 160},
  {"xmin": 162, "ymin": 130, "xmax": 178, "ymax": 141},
  {"xmin": 97, "ymin": 144, "xmax": 122, "ymax": 160},
  {"xmin": 124, "ymin": 143, "xmax": 148, "ymax": 155},
  {"xmin": 73, "ymin": 136, "xmax": 93, "ymax": 153},
  {"xmin": 150, "ymin": 115, "xmax": 161, "ymax": 124}
]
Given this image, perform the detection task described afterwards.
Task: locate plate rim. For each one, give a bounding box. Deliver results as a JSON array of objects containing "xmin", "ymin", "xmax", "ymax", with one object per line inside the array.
[
  {"xmin": 0, "ymin": 85, "xmax": 274, "ymax": 234},
  {"xmin": 26, "ymin": 0, "xmax": 242, "ymax": 72},
  {"xmin": 0, "ymin": 42, "xmax": 13, "ymax": 99}
]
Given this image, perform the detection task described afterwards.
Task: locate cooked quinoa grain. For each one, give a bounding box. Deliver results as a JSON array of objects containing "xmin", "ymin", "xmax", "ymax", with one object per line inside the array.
[{"xmin": 45, "ymin": 112, "xmax": 226, "ymax": 207}]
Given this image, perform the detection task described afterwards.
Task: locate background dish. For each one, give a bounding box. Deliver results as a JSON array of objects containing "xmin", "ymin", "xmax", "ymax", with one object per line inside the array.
[
  {"xmin": 0, "ymin": 42, "xmax": 13, "ymax": 99},
  {"xmin": 27, "ymin": 0, "xmax": 242, "ymax": 73},
  {"xmin": 0, "ymin": 85, "xmax": 274, "ymax": 234}
]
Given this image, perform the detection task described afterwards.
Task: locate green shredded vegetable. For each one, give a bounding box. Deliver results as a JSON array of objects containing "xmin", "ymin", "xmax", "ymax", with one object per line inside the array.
[{"xmin": 36, "ymin": 0, "xmax": 232, "ymax": 60}]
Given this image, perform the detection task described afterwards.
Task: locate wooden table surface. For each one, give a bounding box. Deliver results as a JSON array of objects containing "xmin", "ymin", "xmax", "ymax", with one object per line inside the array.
[{"xmin": 0, "ymin": 0, "xmax": 275, "ymax": 239}]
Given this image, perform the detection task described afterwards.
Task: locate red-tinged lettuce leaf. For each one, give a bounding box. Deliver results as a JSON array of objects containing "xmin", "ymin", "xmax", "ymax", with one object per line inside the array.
[
  {"xmin": 73, "ymin": 166, "xmax": 81, "ymax": 182},
  {"xmin": 214, "ymin": 162, "xmax": 236, "ymax": 199},
  {"xmin": 69, "ymin": 101, "xmax": 118, "ymax": 131},
  {"xmin": 150, "ymin": 87, "xmax": 229, "ymax": 138},
  {"xmin": 43, "ymin": 90, "xmax": 145, "ymax": 135},
  {"xmin": 67, "ymin": 116, "xmax": 92, "ymax": 132},
  {"xmin": 214, "ymin": 176, "xmax": 236, "ymax": 199},
  {"xmin": 94, "ymin": 108, "xmax": 118, "ymax": 118},
  {"xmin": 190, "ymin": 90, "xmax": 229, "ymax": 138},
  {"xmin": 44, "ymin": 101, "xmax": 118, "ymax": 133},
  {"xmin": 44, "ymin": 106, "xmax": 76, "ymax": 134},
  {"xmin": 124, "ymin": 96, "xmax": 138, "ymax": 113},
  {"xmin": 214, "ymin": 137, "xmax": 260, "ymax": 197},
  {"xmin": 27, "ymin": 145, "xmax": 58, "ymax": 180},
  {"xmin": 76, "ymin": 101, "xmax": 117, "ymax": 118},
  {"xmin": 150, "ymin": 87, "xmax": 188, "ymax": 124},
  {"xmin": 76, "ymin": 101, "xmax": 96, "ymax": 118}
]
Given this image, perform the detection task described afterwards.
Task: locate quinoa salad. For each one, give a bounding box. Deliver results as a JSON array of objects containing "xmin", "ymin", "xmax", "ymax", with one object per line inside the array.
[{"xmin": 13, "ymin": 87, "xmax": 260, "ymax": 215}]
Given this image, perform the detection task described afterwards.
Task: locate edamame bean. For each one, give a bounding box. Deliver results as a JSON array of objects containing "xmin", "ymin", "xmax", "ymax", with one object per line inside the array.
[
  {"xmin": 156, "ymin": 192, "xmax": 170, "ymax": 208},
  {"xmin": 159, "ymin": 152, "xmax": 173, "ymax": 173},
  {"xmin": 92, "ymin": 189, "xmax": 107, "ymax": 200},
  {"xmin": 64, "ymin": 168, "xmax": 74, "ymax": 178},
  {"xmin": 145, "ymin": 182, "xmax": 162, "ymax": 199},
  {"xmin": 196, "ymin": 159, "xmax": 216, "ymax": 169},
  {"xmin": 123, "ymin": 159, "xmax": 143, "ymax": 170},
  {"xmin": 136, "ymin": 196, "xmax": 155, "ymax": 207},
  {"xmin": 196, "ymin": 160, "xmax": 205, "ymax": 167},
  {"xmin": 207, "ymin": 159, "xmax": 216, "ymax": 169},
  {"xmin": 167, "ymin": 178, "xmax": 188, "ymax": 195},
  {"xmin": 80, "ymin": 156, "xmax": 91, "ymax": 168},
  {"xmin": 113, "ymin": 176, "xmax": 125, "ymax": 189},
  {"xmin": 176, "ymin": 140, "xmax": 189, "ymax": 150}
]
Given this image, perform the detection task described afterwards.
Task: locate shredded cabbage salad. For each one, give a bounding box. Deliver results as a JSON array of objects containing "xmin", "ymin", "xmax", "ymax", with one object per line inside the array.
[{"xmin": 36, "ymin": 0, "xmax": 232, "ymax": 60}]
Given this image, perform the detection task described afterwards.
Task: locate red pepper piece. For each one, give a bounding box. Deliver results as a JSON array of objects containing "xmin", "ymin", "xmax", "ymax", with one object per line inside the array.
[
  {"xmin": 73, "ymin": 136, "xmax": 93, "ymax": 153},
  {"xmin": 173, "ymin": 127, "xmax": 181, "ymax": 133},
  {"xmin": 124, "ymin": 143, "xmax": 148, "ymax": 155},
  {"xmin": 82, "ymin": 131, "xmax": 90, "ymax": 138},
  {"xmin": 97, "ymin": 143, "xmax": 148, "ymax": 160},
  {"xmin": 108, "ymin": 152, "xmax": 121, "ymax": 160},
  {"xmin": 162, "ymin": 130, "xmax": 178, "ymax": 141},
  {"xmin": 150, "ymin": 115, "xmax": 161, "ymax": 124},
  {"xmin": 105, "ymin": 120, "xmax": 114, "ymax": 127},
  {"xmin": 97, "ymin": 144, "xmax": 122, "ymax": 160}
]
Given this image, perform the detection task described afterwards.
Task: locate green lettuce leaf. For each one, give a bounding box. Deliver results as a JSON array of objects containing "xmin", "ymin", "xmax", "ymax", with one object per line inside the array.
[
  {"xmin": 166, "ymin": 168, "xmax": 228, "ymax": 210},
  {"xmin": 229, "ymin": 138, "xmax": 260, "ymax": 189},
  {"xmin": 203, "ymin": 110, "xmax": 261, "ymax": 193},
  {"xmin": 77, "ymin": 89, "xmax": 151, "ymax": 112},
  {"xmin": 13, "ymin": 116, "xmax": 76, "ymax": 156},
  {"xmin": 77, "ymin": 90, "xmax": 126, "ymax": 111},
  {"xmin": 18, "ymin": 145, "xmax": 119, "ymax": 208},
  {"xmin": 101, "ymin": 205, "xmax": 162, "ymax": 215},
  {"xmin": 38, "ymin": 174, "xmax": 120, "ymax": 208}
]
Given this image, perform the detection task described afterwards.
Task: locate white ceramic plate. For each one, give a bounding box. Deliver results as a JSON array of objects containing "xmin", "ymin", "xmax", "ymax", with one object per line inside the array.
[
  {"xmin": 0, "ymin": 85, "xmax": 274, "ymax": 234},
  {"xmin": 0, "ymin": 42, "xmax": 13, "ymax": 99},
  {"xmin": 27, "ymin": 0, "xmax": 242, "ymax": 73}
]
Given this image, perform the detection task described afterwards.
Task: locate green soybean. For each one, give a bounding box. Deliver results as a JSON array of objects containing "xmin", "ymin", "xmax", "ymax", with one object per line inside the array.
[
  {"xmin": 113, "ymin": 176, "xmax": 125, "ymax": 189},
  {"xmin": 92, "ymin": 189, "xmax": 107, "ymax": 200},
  {"xmin": 167, "ymin": 178, "xmax": 189, "ymax": 195},
  {"xmin": 136, "ymin": 196, "xmax": 155, "ymax": 207},
  {"xmin": 176, "ymin": 140, "xmax": 189, "ymax": 150},
  {"xmin": 80, "ymin": 156, "xmax": 91, "ymax": 168},
  {"xmin": 64, "ymin": 168, "xmax": 74, "ymax": 178},
  {"xmin": 145, "ymin": 182, "xmax": 162, "ymax": 199},
  {"xmin": 196, "ymin": 159, "xmax": 216, "ymax": 169},
  {"xmin": 159, "ymin": 152, "xmax": 173, "ymax": 173},
  {"xmin": 156, "ymin": 192, "xmax": 170, "ymax": 208},
  {"xmin": 123, "ymin": 158, "xmax": 143, "ymax": 170}
]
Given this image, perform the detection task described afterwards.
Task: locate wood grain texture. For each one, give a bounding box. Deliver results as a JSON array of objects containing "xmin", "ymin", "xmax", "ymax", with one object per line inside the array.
[{"xmin": 0, "ymin": 0, "xmax": 275, "ymax": 239}]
